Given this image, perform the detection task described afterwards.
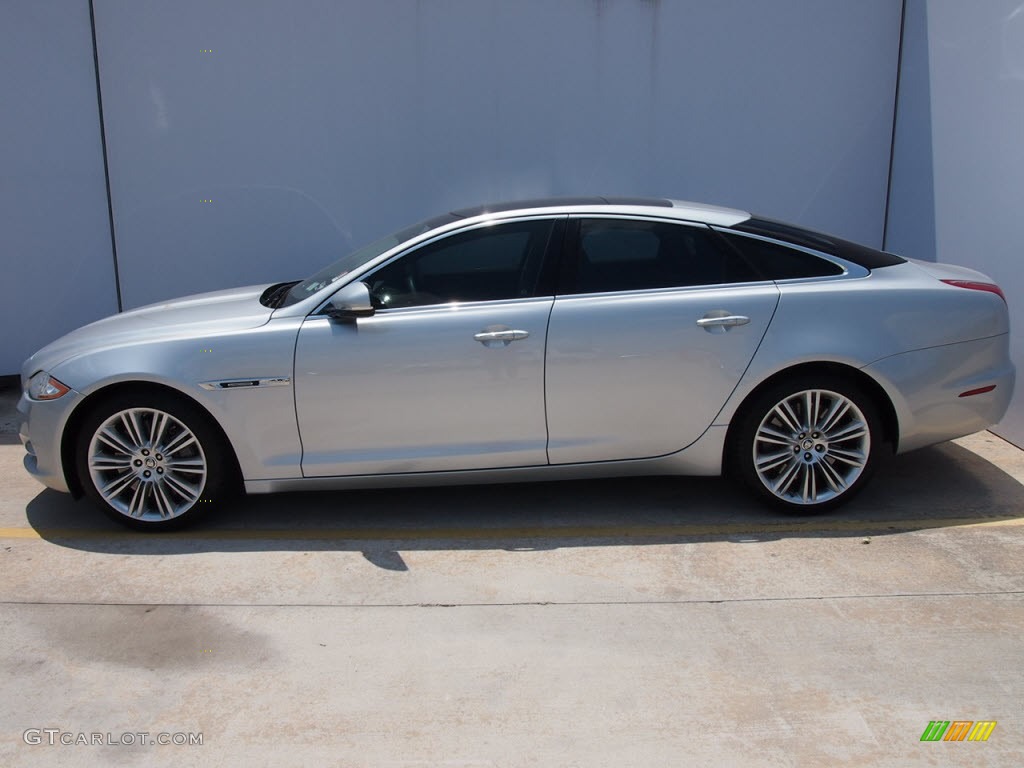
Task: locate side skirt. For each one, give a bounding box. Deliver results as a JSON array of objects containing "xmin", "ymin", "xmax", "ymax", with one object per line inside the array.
[{"xmin": 244, "ymin": 426, "xmax": 727, "ymax": 494}]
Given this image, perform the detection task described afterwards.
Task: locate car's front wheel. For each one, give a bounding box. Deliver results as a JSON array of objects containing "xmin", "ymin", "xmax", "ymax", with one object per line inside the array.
[
  {"xmin": 75, "ymin": 392, "xmax": 231, "ymax": 530},
  {"xmin": 731, "ymin": 375, "xmax": 883, "ymax": 512}
]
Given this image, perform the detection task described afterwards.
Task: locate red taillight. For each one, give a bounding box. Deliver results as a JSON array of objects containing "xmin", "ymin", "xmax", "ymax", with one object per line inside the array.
[
  {"xmin": 958, "ymin": 385, "xmax": 996, "ymax": 398},
  {"xmin": 940, "ymin": 279, "xmax": 1007, "ymax": 303}
]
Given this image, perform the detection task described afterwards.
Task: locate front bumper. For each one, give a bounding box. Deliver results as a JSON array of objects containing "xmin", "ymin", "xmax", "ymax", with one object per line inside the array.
[{"xmin": 18, "ymin": 388, "xmax": 82, "ymax": 494}]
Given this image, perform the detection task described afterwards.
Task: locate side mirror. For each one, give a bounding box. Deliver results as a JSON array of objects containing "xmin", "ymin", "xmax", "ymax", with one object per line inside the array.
[{"xmin": 325, "ymin": 281, "xmax": 375, "ymax": 321}]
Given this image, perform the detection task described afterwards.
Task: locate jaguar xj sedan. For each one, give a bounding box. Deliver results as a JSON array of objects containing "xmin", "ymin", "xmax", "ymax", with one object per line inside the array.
[{"xmin": 19, "ymin": 197, "xmax": 1013, "ymax": 530}]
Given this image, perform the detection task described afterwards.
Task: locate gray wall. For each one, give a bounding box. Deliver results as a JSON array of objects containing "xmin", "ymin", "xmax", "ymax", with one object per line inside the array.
[
  {"xmin": 94, "ymin": 0, "xmax": 901, "ymax": 310},
  {"xmin": 0, "ymin": 1, "xmax": 118, "ymax": 374},
  {"xmin": 888, "ymin": 0, "xmax": 1024, "ymax": 445}
]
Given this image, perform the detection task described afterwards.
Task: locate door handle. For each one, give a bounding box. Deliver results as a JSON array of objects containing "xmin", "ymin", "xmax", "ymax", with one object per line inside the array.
[
  {"xmin": 696, "ymin": 314, "xmax": 750, "ymax": 328},
  {"xmin": 474, "ymin": 329, "xmax": 530, "ymax": 347}
]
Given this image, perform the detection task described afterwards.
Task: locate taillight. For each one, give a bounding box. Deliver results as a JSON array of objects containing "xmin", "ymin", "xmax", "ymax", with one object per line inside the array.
[
  {"xmin": 940, "ymin": 279, "xmax": 1007, "ymax": 303},
  {"xmin": 958, "ymin": 385, "xmax": 997, "ymax": 398}
]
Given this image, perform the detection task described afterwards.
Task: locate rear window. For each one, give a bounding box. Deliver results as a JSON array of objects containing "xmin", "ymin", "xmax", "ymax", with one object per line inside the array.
[
  {"xmin": 719, "ymin": 232, "xmax": 843, "ymax": 280},
  {"xmin": 732, "ymin": 217, "xmax": 906, "ymax": 269}
]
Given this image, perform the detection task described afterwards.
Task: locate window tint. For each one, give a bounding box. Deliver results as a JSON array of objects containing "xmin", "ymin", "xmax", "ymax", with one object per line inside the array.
[
  {"xmin": 562, "ymin": 219, "xmax": 760, "ymax": 294},
  {"xmin": 365, "ymin": 219, "xmax": 555, "ymax": 309},
  {"xmin": 719, "ymin": 232, "xmax": 844, "ymax": 280}
]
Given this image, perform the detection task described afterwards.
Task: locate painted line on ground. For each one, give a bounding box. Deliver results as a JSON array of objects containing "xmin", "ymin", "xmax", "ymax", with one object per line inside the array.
[{"xmin": 0, "ymin": 516, "xmax": 1021, "ymax": 542}]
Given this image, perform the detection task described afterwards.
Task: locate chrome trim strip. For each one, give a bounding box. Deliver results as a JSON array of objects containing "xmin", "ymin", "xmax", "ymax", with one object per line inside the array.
[{"xmin": 199, "ymin": 377, "xmax": 291, "ymax": 391}]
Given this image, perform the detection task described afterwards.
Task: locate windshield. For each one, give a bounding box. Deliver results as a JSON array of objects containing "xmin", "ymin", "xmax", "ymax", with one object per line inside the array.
[{"xmin": 281, "ymin": 212, "xmax": 459, "ymax": 306}]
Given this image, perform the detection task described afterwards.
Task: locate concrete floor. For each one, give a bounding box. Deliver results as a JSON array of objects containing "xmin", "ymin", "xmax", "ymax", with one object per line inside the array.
[{"xmin": 1, "ymin": 378, "xmax": 1022, "ymax": 765}]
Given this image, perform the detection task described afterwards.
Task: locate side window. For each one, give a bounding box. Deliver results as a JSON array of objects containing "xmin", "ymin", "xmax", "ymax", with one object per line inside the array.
[
  {"xmin": 364, "ymin": 219, "xmax": 556, "ymax": 309},
  {"xmin": 719, "ymin": 232, "xmax": 844, "ymax": 280},
  {"xmin": 562, "ymin": 219, "xmax": 761, "ymax": 295}
]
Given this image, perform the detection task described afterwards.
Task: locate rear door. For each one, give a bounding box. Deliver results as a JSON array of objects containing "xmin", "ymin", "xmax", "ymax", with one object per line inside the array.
[{"xmin": 545, "ymin": 216, "xmax": 779, "ymax": 464}]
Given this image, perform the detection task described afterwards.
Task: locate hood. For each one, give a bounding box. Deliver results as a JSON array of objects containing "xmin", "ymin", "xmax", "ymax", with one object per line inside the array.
[{"xmin": 23, "ymin": 284, "xmax": 273, "ymax": 378}]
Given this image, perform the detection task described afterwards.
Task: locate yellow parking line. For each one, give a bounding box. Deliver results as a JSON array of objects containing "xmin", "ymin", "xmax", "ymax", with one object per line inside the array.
[
  {"xmin": 0, "ymin": 516, "xmax": 1021, "ymax": 542},
  {"xmin": 0, "ymin": 528, "xmax": 42, "ymax": 539}
]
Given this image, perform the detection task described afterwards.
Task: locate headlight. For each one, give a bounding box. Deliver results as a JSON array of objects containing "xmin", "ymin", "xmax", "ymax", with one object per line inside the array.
[{"xmin": 27, "ymin": 371, "xmax": 71, "ymax": 401}]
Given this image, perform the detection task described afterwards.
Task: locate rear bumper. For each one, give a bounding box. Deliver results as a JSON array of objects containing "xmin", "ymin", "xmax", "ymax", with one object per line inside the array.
[{"xmin": 863, "ymin": 333, "xmax": 1014, "ymax": 453}]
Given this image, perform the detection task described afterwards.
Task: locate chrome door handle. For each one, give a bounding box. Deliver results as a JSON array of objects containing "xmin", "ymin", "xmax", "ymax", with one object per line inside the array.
[
  {"xmin": 696, "ymin": 315, "xmax": 750, "ymax": 328},
  {"xmin": 473, "ymin": 329, "xmax": 530, "ymax": 347}
]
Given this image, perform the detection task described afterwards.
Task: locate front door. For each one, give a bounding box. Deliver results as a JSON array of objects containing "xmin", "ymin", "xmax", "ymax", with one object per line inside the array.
[{"xmin": 294, "ymin": 217, "xmax": 561, "ymax": 477}]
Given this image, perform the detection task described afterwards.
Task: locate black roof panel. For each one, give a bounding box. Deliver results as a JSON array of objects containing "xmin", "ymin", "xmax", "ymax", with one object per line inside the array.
[{"xmin": 451, "ymin": 196, "xmax": 672, "ymax": 218}]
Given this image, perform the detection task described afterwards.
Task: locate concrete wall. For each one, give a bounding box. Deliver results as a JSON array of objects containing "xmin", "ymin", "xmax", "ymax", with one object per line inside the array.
[
  {"xmin": 888, "ymin": 0, "xmax": 1024, "ymax": 445},
  {"xmin": 0, "ymin": 1, "xmax": 118, "ymax": 375}
]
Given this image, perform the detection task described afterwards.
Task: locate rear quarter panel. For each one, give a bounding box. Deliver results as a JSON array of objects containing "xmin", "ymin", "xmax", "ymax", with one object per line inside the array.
[{"xmin": 713, "ymin": 262, "xmax": 1011, "ymax": 429}]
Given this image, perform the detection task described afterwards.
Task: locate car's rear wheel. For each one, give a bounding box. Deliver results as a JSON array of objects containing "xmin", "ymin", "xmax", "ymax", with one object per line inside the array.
[
  {"xmin": 731, "ymin": 375, "xmax": 882, "ymax": 512},
  {"xmin": 75, "ymin": 392, "xmax": 231, "ymax": 530}
]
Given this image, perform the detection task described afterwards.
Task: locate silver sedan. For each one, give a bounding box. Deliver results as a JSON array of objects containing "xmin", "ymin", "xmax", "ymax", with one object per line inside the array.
[{"xmin": 18, "ymin": 198, "xmax": 1014, "ymax": 529}]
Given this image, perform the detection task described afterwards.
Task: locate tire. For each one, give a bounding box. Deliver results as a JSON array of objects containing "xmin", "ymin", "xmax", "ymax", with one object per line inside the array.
[
  {"xmin": 75, "ymin": 391, "xmax": 234, "ymax": 531},
  {"xmin": 729, "ymin": 374, "xmax": 883, "ymax": 513}
]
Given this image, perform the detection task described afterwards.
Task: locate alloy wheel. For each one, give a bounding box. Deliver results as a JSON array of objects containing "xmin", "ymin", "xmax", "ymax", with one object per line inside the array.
[
  {"xmin": 752, "ymin": 389, "xmax": 870, "ymax": 506},
  {"xmin": 87, "ymin": 407, "xmax": 208, "ymax": 521}
]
